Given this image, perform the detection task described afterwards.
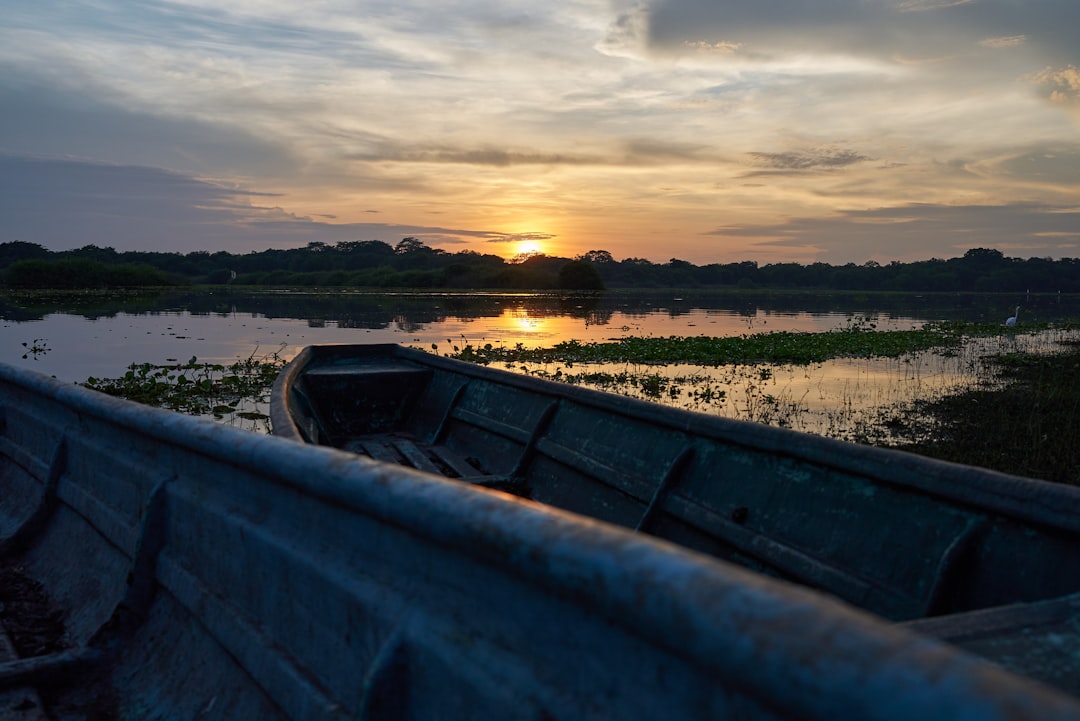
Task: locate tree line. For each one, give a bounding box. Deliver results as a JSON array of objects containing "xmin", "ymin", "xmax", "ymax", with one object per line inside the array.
[{"xmin": 2, "ymin": 239, "xmax": 1080, "ymax": 293}]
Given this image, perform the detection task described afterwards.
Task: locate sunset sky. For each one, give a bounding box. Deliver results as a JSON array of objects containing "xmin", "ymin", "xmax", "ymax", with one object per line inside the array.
[{"xmin": 2, "ymin": 1, "xmax": 1078, "ymax": 265}]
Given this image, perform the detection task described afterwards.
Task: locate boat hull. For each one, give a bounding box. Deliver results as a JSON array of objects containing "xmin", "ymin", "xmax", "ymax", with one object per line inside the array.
[
  {"xmin": 271, "ymin": 343, "xmax": 1080, "ymax": 700},
  {"xmin": 1, "ymin": 361, "xmax": 1078, "ymax": 717}
]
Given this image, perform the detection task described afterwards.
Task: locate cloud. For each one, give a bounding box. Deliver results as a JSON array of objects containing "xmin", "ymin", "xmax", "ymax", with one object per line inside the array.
[
  {"xmin": 0, "ymin": 74, "xmax": 298, "ymax": 178},
  {"xmin": 745, "ymin": 148, "xmax": 872, "ymax": 174},
  {"xmin": 348, "ymin": 145, "xmax": 603, "ymax": 167},
  {"xmin": 705, "ymin": 202, "xmax": 1080, "ymax": 263},
  {"xmin": 642, "ymin": 0, "xmax": 1079, "ymax": 68},
  {"xmin": 978, "ymin": 143, "xmax": 1080, "ymax": 187},
  {"xmin": 896, "ymin": 0, "xmax": 975, "ymax": 12},
  {"xmin": 1030, "ymin": 65, "xmax": 1080, "ymax": 106},
  {"xmin": 681, "ymin": 40, "xmax": 742, "ymax": 55},
  {"xmin": 979, "ymin": 35, "xmax": 1026, "ymax": 49},
  {"xmin": 483, "ymin": 232, "xmax": 558, "ymax": 245},
  {"xmin": 0, "ymin": 154, "xmax": 499, "ymax": 253},
  {"xmin": 622, "ymin": 138, "xmax": 710, "ymax": 163},
  {"xmin": 345, "ymin": 137, "xmax": 716, "ymax": 169},
  {"xmin": 598, "ymin": 3, "xmax": 651, "ymax": 59}
]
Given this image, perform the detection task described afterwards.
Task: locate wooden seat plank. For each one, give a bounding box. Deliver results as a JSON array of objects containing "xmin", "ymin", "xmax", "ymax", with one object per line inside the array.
[
  {"xmin": 392, "ymin": 439, "xmax": 443, "ymax": 475},
  {"xmin": 430, "ymin": 445, "xmax": 484, "ymax": 478},
  {"xmin": 357, "ymin": 440, "xmax": 402, "ymax": 465}
]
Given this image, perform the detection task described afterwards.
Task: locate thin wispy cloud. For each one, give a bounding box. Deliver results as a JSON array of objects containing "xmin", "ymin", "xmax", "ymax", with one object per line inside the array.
[
  {"xmin": 484, "ymin": 232, "xmax": 559, "ymax": 245},
  {"xmin": 896, "ymin": 0, "xmax": 976, "ymax": 12},
  {"xmin": 746, "ymin": 149, "xmax": 872, "ymax": 173},
  {"xmin": 979, "ymin": 35, "xmax": 1027, "ymax": 49}
]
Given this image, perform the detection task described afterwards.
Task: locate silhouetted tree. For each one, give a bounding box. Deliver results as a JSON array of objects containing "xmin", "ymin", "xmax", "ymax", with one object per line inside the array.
[
  {"xmin": 0, "ymin": 241, "xmax": 49, "ymax": 267},
  {"xmin": 558, "ymin": 260, "xmax": 605, "ymax": 290},
  {"xmin": 4, "ymin": 240, "xmax": 1080, "ymax": 291},
  {"xmin": 394, "ymin": 237, "xmax": 428, "ymax": 254},
  {"xmin": 579, "ymin": 249, "xmax": 615, "ymax": 264}
]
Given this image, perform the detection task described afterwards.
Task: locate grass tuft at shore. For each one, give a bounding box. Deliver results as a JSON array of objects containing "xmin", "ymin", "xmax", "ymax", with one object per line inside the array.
[{"xmin": 877, "ymin": 343, "xmax": 1080, "ymax": 485}]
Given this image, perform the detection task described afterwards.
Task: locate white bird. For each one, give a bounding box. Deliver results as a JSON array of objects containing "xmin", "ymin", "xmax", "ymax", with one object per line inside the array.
[{"xmin": 1006, "ymin": 306, "xmax": 1020, "ymax": 327}]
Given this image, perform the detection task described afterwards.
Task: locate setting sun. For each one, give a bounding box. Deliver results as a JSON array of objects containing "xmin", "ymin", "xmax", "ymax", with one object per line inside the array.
[{"xmin": 516, "ymin": 240, "xmax": 544, "ymax": 257}]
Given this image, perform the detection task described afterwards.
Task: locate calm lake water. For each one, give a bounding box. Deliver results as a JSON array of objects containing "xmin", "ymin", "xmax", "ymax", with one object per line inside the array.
[{"xmin": 2, "ymin": 289, "xmax": 1077, "ymax": 437}]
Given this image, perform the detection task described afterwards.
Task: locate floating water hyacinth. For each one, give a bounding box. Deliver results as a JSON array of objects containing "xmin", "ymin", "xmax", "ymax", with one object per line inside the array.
[{"xmin": 83, "ymin": 346, "xmax": 287, "ymax": 431}]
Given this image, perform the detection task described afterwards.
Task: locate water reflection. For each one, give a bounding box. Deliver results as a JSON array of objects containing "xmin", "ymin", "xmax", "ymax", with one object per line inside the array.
[
  {"xmin": 2, "ymin": 289, "xmax": 1077, "ymax": 440},
  {"xmin": 5, "ymin": 288, "xmax": 1079, "ymax": 327},
  {"xmin": 509, "ymin": 329, "xmax": 1080, "ymax": 443}
]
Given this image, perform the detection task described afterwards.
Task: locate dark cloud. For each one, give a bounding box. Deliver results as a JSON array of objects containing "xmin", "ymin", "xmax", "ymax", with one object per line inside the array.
[
  {"xmin": 622, "ymin": 138, "xmax": 710, "ymax": 163},
  {"xmin": 643, "ymin": 0, "xmax": 1080, "ymax": 66},
  {"xmin": 989, "ymin": 143, "xmax": 1080, "ymax": 186},
  {"xmin": 0, "ymin": 154, "xmax": 495, "ymax": 253},
  {"xmin": 484, "ymin": 232, "xmax": 558, "ymax": 244},
  {"xmin": 347, "ymin": 137, "xmax": 718, "ymax": 168},
  {"xmin": 0, "ymin": 77, "xmax": 296, "ymax": 178},
  {"xmin": 705, "ymin": 202, "xmax": 1080, "ymax": 262},
  {"xmin": 600, "ymin": 5, "xmax": 650, "ymax": 57},
  {"xmin": 380, "ymin": 147, "xmax": 601, "ymax": 167},
  {"xmin": 745, "ymin": 149, "xmax": 871, "ymax": 175}
]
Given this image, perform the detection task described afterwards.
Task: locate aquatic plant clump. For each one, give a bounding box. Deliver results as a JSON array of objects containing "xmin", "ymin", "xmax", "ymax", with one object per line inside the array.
[
  {"xmin": 82, "ymin": 349, "xmax": 286, "ymax": 429},
  {"xmin": 434, "ymin": 322, "xmax": 1080, "ymax": 485},
  {"xmin": 438, "ymin": 321, "xmax": 1005, "ymax": 368}
]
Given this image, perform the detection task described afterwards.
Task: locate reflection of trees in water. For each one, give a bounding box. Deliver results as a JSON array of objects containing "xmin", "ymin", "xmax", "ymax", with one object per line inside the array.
[
  {"xmin": 267, "ymin": 294, "xmax": 500, "ymax": 326},
  {"xmin": 5, "ymin": 288, "xmax": 1080, "ymax": 325},
  {"xmin": 585, "ymin": 310, "xmax": 614, "ymax": 326},
  {"xmin": 0, "ymin": 290, "xmax": 174, "ymax": 321},
  {"xmin": 392, "ymin": 315, "xmax": 433, "ymax": 333},
  {"xmin": 338, "ymin": 319, "xmax": 393, "ymax": 329}
]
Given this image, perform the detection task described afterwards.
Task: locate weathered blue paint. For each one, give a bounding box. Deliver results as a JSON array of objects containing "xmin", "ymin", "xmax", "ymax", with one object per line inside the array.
[{"xmin": 1, "ymin": 361, "xmax": 1079, "ymax": 719}]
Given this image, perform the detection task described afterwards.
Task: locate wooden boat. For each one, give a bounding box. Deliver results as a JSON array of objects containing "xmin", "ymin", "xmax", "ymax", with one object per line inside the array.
[
  {"xmin": 1, "ymin": 362, "xmax": 1077, "ymax": 720},
  {"xmin": 272, "ymin": 343, "xmax": 1080, "ymax": 701}
]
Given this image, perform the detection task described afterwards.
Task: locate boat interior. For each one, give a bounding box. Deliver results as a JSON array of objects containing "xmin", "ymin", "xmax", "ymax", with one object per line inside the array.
[{"xmin": 277, "ymin": 345, "xmax": 1080, "ymax": 643}]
